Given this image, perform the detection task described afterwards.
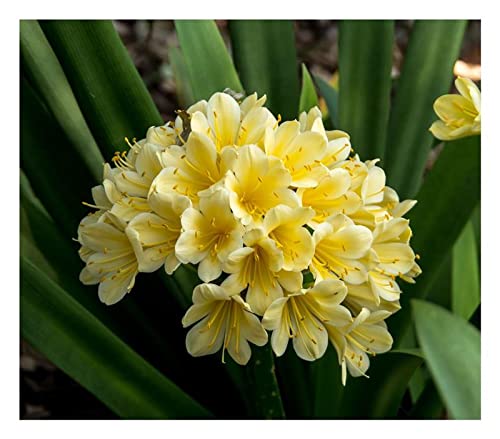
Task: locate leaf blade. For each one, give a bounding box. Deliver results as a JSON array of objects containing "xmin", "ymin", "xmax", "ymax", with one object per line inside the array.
[
  {"xmin": 298, "ymin": 63, "xmax": 319, "ymax": 114},
  {"xmin": 175, "ymin": 20, "xmax": 243, "ymax": 102},
  {"xmin": 412, "ymin": 300, "xmax": 480, "ymax": 419},
  {"xmin": 338, "ymin": 20, "xmax": 394, "ymax": 159},
  {"xmin": 384, "ymin": 20, "xmax": 467, "ymax": 198},
  {"xmin": 21, "ymin": 257, "xmax": 212, "ymax": 419},
  {"xmin": 229, "ymin": 20, "xmax": 300, "ymax": 119}
]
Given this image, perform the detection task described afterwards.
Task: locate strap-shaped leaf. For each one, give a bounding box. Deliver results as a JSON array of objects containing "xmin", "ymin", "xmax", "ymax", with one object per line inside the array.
[
  {"xmin": 20, "ymin": 20, "xmax": 103, "ymax": 181},
  {"xmin": 314, "ymin": 74, "xmax": 339, "ymax": 128},
  {"xmin": 21, "ymin": 76, "xmax": 93, "ymax": 237},
  {"xmin": 169, "ymin": 46, "xmax": 195, "ymax": 108},
  {"xmin": 229, "ymin": 20, "xmax": 300, "ymax": 120},
  {"xmin": 21, "ymin": 257, "xmax": 212, "ymax": 419},
  {"xmin": 298, "ymin": 63, "xmax": 319, "ymax": 114},
  {"xmin": 312, "ymin": 346, "xmax": 343, "ymax": 418},
  {"xmin": 390, "ymin": 136, "xmax": 480, "ymax": 345},
  {"xmin": 338, "ymin": 350, "xmax": 423, "ymax": 418},
  {"xmin": 175, "ymin": 20, "xmax": 243, "ymax": 102},
  {"xmin": 412, "ymin": 300, "xmax": 480, "ymax": 419},
  {"xmin": 452, "ymin": 220, "xmax": 480, "ymax": 320},
  {"xmin": 40, "ymin": 20, "xmax": 163, "ymax": 158},
  {"xmin": 338, "ymin": 20, "xmax": 394, "ymax": 159},
  {"xmin": 384, "ymin": 20, "xmax": 467, "ymax": 198}
]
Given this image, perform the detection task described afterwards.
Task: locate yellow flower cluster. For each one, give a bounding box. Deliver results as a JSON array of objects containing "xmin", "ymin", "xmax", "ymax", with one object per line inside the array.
[{"xmin": 77, "ymin": 92, "xmax": 420, "ymax": 383}]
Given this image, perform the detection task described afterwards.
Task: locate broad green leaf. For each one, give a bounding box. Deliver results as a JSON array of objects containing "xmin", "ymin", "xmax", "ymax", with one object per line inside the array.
[
  {"xmin": 452, "ymin": 220, "xmax": 480, "ymax": 320},
  {"xmin": 21, "ymin": 76, "xmax": 93, "ymax": 237},
  {"xmin": 314, "ymin": 74, "xmax": 339, "ymax": 128},
  {"xmin": 384, "ymin": 20, "xmax": 467, "ymax": 198},
  {"xmin": 169, "ymin": 46, "xmax": 194, "ymax": 108},
  {"xmin": 275, "ymin": 349, "xmax": 313, "ymax": 418},
  {"xmin": 20, "ymin": 20, "xmax": 103, "ymax": 182},
  {"xmin": 312, "ymin": 345, "xmax": 343, "ymax": 418},
  {"xmin": 175, "ymin": 20, "xmax": 243, "ymax": 102},
  {"xmin": 338, "ymin": 20, "xmax": 394, "ymax": 159},
  {"xmin": 338, "ymin": 350, "xmax": 423, "ymax": 418},
  {"xmin": 412, "ymin": 300, "xmax": 480, "ymax": 419},
  {"xmin": 298, "ymin": 63, "xmax": 318, "ymax": 114},
  {"xmin": 390, "ymin": 136, "xmax": 480, "ymax": 345},
  {"xmin": 409, "ymin": 380, "xmax": 444, "ymax": 419},
  {"xmin": 229, "ymin": 20, "xmax": 300, "ymax": 120},
  {"xmin": 21, "ymin": 257, "xmax": 211, "ymax": 419},
  {"xmin": 40, "ymin": 20, "xmax": 163, "ymax": 158}
]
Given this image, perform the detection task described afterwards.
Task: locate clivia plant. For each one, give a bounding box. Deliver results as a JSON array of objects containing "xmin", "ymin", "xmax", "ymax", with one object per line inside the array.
[{"xmin": 20, "ymin": 20, "xmax": 480, "ymax": 419}]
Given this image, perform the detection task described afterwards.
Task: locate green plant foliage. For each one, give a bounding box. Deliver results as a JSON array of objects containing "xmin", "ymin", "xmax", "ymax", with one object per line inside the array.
[
  {"xmin": 384, "ymin": 20, "xmax": 467, "ymax": 198},
  {"xmin": 229, "ymin": 20, "xmax": 300, "ymax": 120},
  {"xmin": 390, "ymin": 136, "xmax": 480, "ymax": 345},
  {"xmin": 40, "ymin": 20, "xmax": 163, "ymax": 158},
  {"xmin": 21, "ymin": 20, "xmax": 103, "ymax": 182},
  {"xmin": 175, "ymin": 20, "xmax": 243, "ymax": 102},
  {"xmin": 298, "ymin": 63, "xmax": 319, "ymax": 114},
  {"xmin": 21, "ymin": 258, "xmax": 212, "ymax": 419},
  {"xmin": 452, "ymin": 220, "xmax": 480, "ymax": 320},
  {"xmin": 338, "ymin": 20, "xmax": 394, "ymax": 159},
  {"xmin": 314, "ymin": 74, "xmax": 339, "ymax": 128},
  {"xmin": 413, "ymin": 300, "xmax": 480, "ymax": 419}
]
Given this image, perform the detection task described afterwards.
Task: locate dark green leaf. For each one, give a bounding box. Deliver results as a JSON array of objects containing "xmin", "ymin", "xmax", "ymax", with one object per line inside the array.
[
  {"xmin": 40, "ymin": 20, "xmax": 163, "ymax": 158},
  {"xmin": 409, "ymin": 380, "xmax": 444, "ymax": 419},
  {"xmin": 412, "ymin": 300, "xmax": 480, "ymax": 419},
  {"xmin": 390, "ymin": 136, "xmax": 480, "ymax": 345},
  {"xmin": 21, "ymin": 257, "xmax": 212, "ymax": 419},
  {"xmin": 20, "ymin": 20, "xmax": 103, "ymax": 182},
  {"xmin": 312, "ymin": 345, "xmax": 343, "ymax": 418},
  {"xmin": 298, "ymin": 63, "xmax": 318, "ymax": 114},
  {"xmin": 169, "ymin": 46, "xmax": 195, "ymax": 108},
  {"xmin": 452, "ymin": 220, "xmax": 480, "ymax": 320},
  {"xmin": 175, "ymin": 20, "xmax": 243, "ymax": 102},
  {"xmin": 338, "ymin": 20, "xmax": 394, "ymax": 159},
  {"xmin": 229, "ymin": 20, "xmax": 300, "ymax": 119},
  {"xmin": 338, "ymin": 350, "xmax": 423, "ymax": 418},
  {"xmin": 384, "ymin": 20, "xmax": 467, "ymax": 198},
  {"xmin": 314, "ymin": 74, "xmax": 339, "ymax": 128}
]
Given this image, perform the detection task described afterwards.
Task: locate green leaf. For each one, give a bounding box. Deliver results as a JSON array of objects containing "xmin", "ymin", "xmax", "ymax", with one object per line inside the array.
[
  {"xmin": 20, "ymin": 20, "xmax": 103, "ymax": 182},
  {"xmin": 338, "ymin": 20, "xmax": 394, "ymax": 159},
  {"xmin": 384, "ymin": 20, "xmax": 467, "ymax": 198},
  {"xmin": 412, "ymin": 300, "xmax": 480, "ymax": 419},
  {"xmin": 314, "ymin": 74, "xmax": 339, "ymax": 128},
  {"xmin": 298, "ymin": 63, "xmax": 318, "ymax": 114},
  {"xmin": 175, "ymin": 20, "xmax": 243, "ymax": 102},
  {"xmin": 21, "ymin": 257, "xmax": 212, "ymax": 419},
  {"xmin": 40, "ymin": 20, "xmax": 163, "ymax": 158},
  {"xmin": 21, "ymin": 76, "xmax": 93, "ymax": 237},
  {"xmin": 390, "ymin": 136, "xmax": 480, "ymax": 345},
  {"xmin": 452, "ymin": 220, "xmax": 480, "ymax": 320},
  {"xmin": 229, "ymin": 20, "xmax": 300, "ymax": 120},
  {"xmin": 409, "ymin": 380, "xmax": 444, "ymax": 419},
  {"xmin": 338, "ymin": 350, "xmax": 423, "ymax": 418},
  {"xmin": 312, "ymin": 345, "xmax": 343, "ymax": 418},
  {"xmin": 169, "ymin": 46, "xmax": 195, "ymax": 108}
]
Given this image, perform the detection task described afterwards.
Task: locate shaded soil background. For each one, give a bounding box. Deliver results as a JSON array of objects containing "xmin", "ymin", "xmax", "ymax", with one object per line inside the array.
[{"xmin": 20, "ymin": 19, "xmax": 480, "ymax": 420}]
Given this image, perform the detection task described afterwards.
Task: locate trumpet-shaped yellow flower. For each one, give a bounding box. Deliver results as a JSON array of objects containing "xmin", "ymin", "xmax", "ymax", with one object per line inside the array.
[
  {"xmin": 175, "ymin": 189, "xmax": 244, "ymax": 282},
  {"xmin": 372, "ymin": 218, "xmax": 415, "ymax": 277},
  {"xmin": 263, "ymin": 205, "xmax": 315, "ymax": 271},
  {"xmin": 343, "ymin": 282, "xmax": 401, "ymax": 315},
  {"xmin": 326, "ymin": 308, "xmax": 392, "ymax": 384},
  {"xmin": 310, "ymin": 214, "xmax": 373, "ymax": 284},
  {"xmin": 430, "ymin": 76, "xmax": 481, "ymax": 141},
  {"xmin": 126, "ymin": 192, "xmax": 191, "ymax": 274},
  {"xmin": 78, "ymin": 212, "xmax": 139, "ymax": 305},
  {"xmin": 222, "ymin": 228, "xmax": 286, "ymax": 315},
  {"xmin": 190, "ymin": 92, "xmax": 276, "ymax": 151},
  {"xmin": 297, "ymin": 168, "xmax": 361, "ymax": 227},
  {"xmin": 182, "ymin": 283, "xmax": 268, "ymax": 365},
  {"xmin": 264, "ymin": 120, "xmax": 328, "ymax": 187},
  {"xmin": 225, "ymin": 144, "xmax": 299, "ymax": 226},
  {"xmin": 262, "ymin": 279, "xmax": 352, "ymax": 361},
  {"xmin": 153, "ymin": 131, "xmax": 237, "ymax": 205}
]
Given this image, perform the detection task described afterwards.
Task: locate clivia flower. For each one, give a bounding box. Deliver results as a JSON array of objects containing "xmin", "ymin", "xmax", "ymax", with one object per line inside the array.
[{"xmin": 77, "ymin": 90, "xmax": 420, "ymax": 384}]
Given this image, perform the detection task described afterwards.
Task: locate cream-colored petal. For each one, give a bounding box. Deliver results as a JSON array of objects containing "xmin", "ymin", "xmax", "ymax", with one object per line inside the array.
[
  {"xmin": 277, "ymin": 270, "xmax": 303, "ymax": 293},
  {"xmin": 207, "ymin": 92, "xmax": 241, "ymax": 148},
  {"xmin": 198, "ymin": 254, "xmax": 223, "ymax": 283},
  {"xmin": 361, "ymin": 166, "xmax": 386, "ymax": 205},
  {"xmin": 185, "ymin": 315, "xmax": 226, "ymax": 357},
  {"xmin": 98, "ymin": 269, "xmax": 136, "ymax": 305}
]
